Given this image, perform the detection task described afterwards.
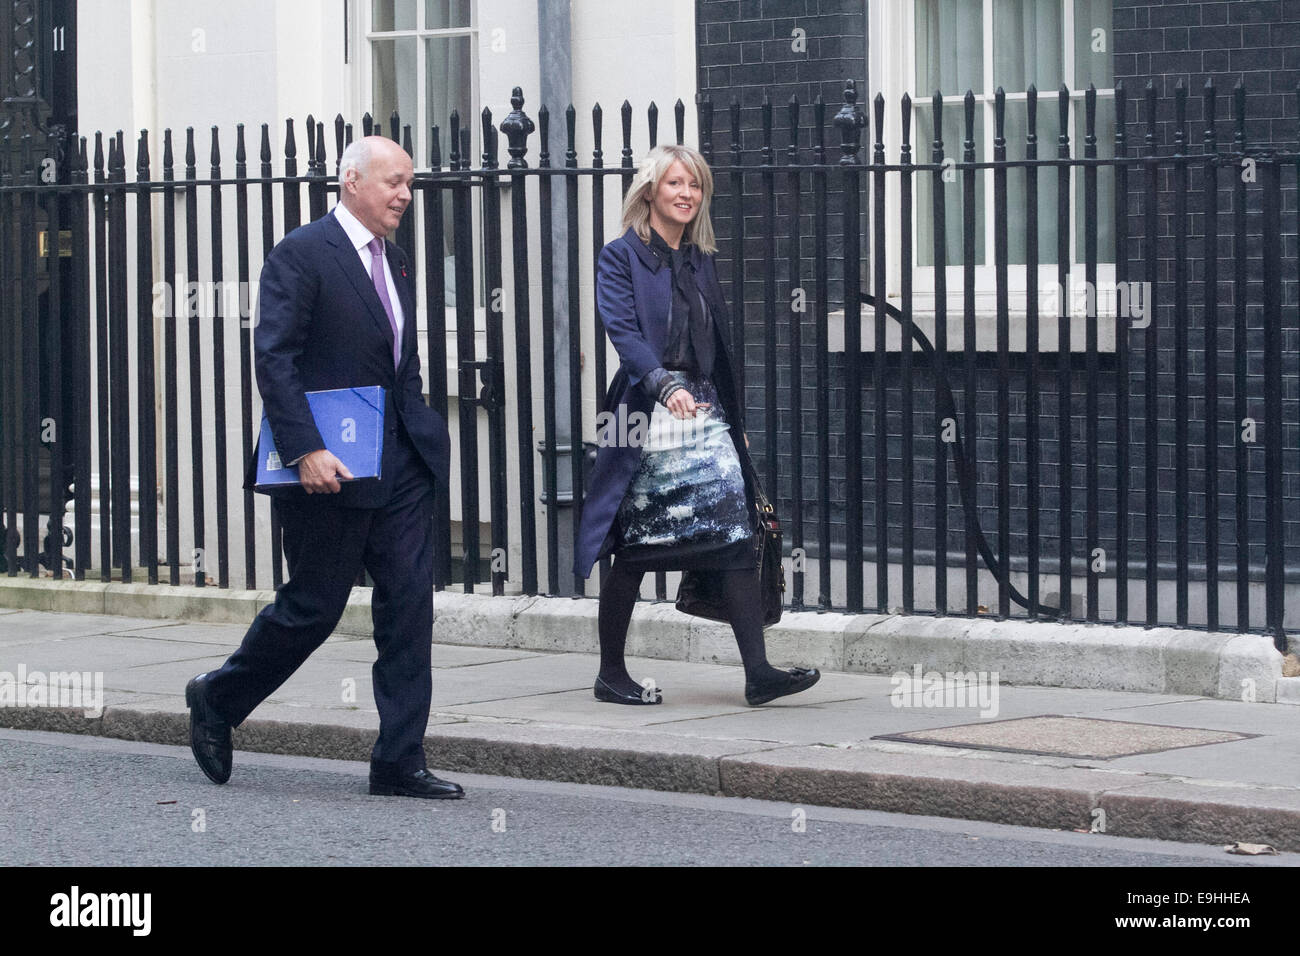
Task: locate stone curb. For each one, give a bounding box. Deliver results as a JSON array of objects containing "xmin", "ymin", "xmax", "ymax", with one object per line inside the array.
[
  {"xmin": 0, "ymin": 578, "xmax": 1283, "ymax": 701},
  {"xmin": 5, "ymin": 704, "xmax": 1299, "ymax": 852}
]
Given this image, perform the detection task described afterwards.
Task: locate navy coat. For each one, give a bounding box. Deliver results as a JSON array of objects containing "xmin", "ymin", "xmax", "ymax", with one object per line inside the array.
[
  {"xmin": 573, "ymin": 227, "xmax": 757, "ymax": 579},
  {"xmin": 242, "ymin": 208, "xmax": 451, "ymax": 508}
]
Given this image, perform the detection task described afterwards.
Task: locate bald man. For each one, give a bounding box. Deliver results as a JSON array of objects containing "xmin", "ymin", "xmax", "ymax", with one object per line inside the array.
[{"xmin": 186, "ymin": 137, "xmax": 461, "ymax": 799}]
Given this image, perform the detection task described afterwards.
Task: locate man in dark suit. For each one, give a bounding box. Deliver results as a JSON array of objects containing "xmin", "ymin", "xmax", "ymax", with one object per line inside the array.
[{"xmin": 185, "ymin": 135, "xmax": 462, "ymax": 799}]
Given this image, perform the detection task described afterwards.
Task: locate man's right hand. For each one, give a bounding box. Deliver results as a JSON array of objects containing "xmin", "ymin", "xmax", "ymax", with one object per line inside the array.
[{"xmin": 298, "ymin": 449, "xmax": 354, "ymax": 494}]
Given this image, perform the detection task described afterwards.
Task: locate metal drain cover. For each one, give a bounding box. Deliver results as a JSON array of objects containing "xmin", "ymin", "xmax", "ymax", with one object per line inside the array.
[{"xmin": 872, "ymin": 715, "xmax": 1255, "ymax": 760}]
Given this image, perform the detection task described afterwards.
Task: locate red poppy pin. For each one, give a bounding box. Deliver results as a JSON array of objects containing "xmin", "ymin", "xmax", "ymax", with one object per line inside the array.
[{"xmin": 400, "ymin": 263, "xmax": 408, "ymax": 278}]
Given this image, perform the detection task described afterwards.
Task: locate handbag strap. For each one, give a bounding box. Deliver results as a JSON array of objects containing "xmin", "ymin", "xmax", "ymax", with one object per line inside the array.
[{"xmin": 750, "ymin": 472, "xmax": 775, "ymax": 519}]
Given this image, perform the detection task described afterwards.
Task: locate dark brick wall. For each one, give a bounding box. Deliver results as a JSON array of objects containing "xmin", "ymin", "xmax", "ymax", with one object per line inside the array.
[
  {"xmin": 697, "ymin": 0, "xmax": 867, "ymax": 108},
  {"xmin": 695, "ymin": 0, "xmax": 1300, "ymax": 614},
  {"xmin": 696, "ymin": 0, "xmax": 867, "ymax": 308},
  {"xmin": 1110, "ymin": 0, "xmax": 1300, "ymax": 584}
]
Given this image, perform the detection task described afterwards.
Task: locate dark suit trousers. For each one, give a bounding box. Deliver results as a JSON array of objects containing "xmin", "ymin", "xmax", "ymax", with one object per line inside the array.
[{"xmin": 206, "ymin": 430, "xmax": 436, "ymax": 774}]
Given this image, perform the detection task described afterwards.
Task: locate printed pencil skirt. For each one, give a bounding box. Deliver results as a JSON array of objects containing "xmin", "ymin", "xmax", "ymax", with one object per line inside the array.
[{"xmin": 613, "ymin": 371, "xmax": 754, "ymax": 571}]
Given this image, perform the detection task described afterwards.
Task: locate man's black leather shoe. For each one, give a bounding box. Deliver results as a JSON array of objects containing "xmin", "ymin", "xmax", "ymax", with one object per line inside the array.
[
  {"xmin": 369, "ymin": 768, "xmax": 465, "ymax": 799},
  {"xmin": 186, "ymin": 673, "xmax": 232, "ymax": 784},
  {"xmin": 745, "ymin": 667, "xmax": 821, "ymax": 706}
]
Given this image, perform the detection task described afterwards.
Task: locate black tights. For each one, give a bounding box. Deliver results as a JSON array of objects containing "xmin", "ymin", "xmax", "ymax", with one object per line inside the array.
[{"xmin": 596, "ymin": 559, "xmax": 784, "ymax": 695}]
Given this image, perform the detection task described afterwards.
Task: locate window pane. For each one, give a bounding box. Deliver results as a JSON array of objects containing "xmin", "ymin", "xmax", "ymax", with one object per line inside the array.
[
  {"xmin": 915, "ymin": 0, "xmax": 983, "ymax": 96},
  {"xmin": 425, "ymin": 35, "xmax": 473, "ymax": 138},
  {"xmin": 372, "ymin": 37, "xmax": 418, "ymax": 133},
  {"xmin": 1074, "ymin": 0, "xmax": 1114, "ymax": 88},
  {"xmin": 1075, "ymin": 98, "xmax": 1115, "ymax": 262},
  {"xmin": 992, "ymin": 0, "xmax": 1063, "ymax": 94},
  {"xmin": 426, "ymin": 0, "xmax": 472, "ymax": 29},
  {"xmin": 1003, "ymin": 97, "xmax": 1061, "ymax": 264},
  {"xmin": 916, "ymin": 103, "xmax": 985, "ymax": 267},
  {"xmin": 372, "ymin": 0, "xmax": 416, "ymax": 31}
]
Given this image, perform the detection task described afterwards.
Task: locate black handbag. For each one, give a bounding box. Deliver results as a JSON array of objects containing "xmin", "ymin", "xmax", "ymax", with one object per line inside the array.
[{"xmin": 675, "ymin": 481, "xmax": 785, "ymax": 628}]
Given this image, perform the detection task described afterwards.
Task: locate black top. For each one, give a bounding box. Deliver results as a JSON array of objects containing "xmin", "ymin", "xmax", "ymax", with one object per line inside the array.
[{"xmin": 641, "ymin": 228, "xmax": 716, "ymax": 403}]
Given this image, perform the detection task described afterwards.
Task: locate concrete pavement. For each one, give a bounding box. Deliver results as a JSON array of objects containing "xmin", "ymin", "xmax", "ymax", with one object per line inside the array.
[{"xmin": 1, "ymin": 604, "xmax": 1298, "ymax": 853}]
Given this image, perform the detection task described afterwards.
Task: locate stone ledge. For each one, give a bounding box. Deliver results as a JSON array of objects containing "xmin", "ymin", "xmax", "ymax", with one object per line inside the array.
[{"xmin": 0, "ymin": 577, "xmax": 1282, "ymax": 701}]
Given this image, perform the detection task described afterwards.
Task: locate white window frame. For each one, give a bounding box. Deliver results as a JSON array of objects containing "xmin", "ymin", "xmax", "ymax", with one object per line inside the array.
[
  {"xmin": 354, "ymin": 0, "xmax": 480, "ymax": 168},
  {"xmin": 854, "ymin": 0, "xmax": 1117, "ymax": 354},
  {"xmin": 347, "ymin": 0, "xmax": 485, "ymax": 390}
]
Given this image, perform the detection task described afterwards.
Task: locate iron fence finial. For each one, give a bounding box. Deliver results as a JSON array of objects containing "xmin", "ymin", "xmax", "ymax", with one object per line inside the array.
[
  {"xmin": 500, "ymin": 87, "xmax": 535, "ymax": 169},
  {"xmin": 833, "ymin": 79, "xmax": 864, "ymax": 164}
]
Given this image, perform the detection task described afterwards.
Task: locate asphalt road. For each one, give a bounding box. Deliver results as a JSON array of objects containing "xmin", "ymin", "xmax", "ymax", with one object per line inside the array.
[{"xmin": 1, "ymin": 727, "xmax": 1295, "ymax": 867}]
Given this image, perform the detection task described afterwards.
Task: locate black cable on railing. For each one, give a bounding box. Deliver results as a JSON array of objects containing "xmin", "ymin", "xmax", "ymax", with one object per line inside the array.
[{"xmin": 859, "ymin": 291, "xmax": 1065, "ymax": 620}]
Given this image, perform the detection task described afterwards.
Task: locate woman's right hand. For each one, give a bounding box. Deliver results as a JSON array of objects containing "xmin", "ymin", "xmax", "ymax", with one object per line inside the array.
[{"xmin": 666, "ymin": 389, "xmax": 710, "ymax": 419}]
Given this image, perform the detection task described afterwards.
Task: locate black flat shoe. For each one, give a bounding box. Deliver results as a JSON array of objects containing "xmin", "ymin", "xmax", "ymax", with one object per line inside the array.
[
  {"xmin": 594, "ymin": 676, "xmax": 663, "ymax": 705},
  {"xmin": 745, "ymin": 667, "xmax": 821, "ymax": 706},
  {"xmin": 369, "ymin": 768, "xmax": 465, "ymax": 799},
  {"xmin": 186, "ymin": 673, "xmax": 233, "ymax": 784}
]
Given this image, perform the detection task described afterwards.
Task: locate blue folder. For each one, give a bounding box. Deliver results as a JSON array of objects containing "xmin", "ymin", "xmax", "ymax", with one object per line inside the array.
[{"xmin": 255, "ymin": 386, "xmax": 386, "ymax": 487}]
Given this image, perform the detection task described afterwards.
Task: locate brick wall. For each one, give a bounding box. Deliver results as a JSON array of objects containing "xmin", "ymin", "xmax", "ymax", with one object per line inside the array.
[{"xmin": 696, "ymin": 0, "xmax": 867, "ymax": 306}]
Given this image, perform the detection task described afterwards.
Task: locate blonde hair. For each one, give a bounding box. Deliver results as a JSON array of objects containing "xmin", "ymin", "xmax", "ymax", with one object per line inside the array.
[{"xmin": 620, "ymin": 144, "xmax": 717, "ymax": 255}]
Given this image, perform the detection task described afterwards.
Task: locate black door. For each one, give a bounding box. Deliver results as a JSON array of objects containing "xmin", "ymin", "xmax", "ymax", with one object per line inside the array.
[{"xmin": 0, "ymin": 0, "xmax": 78, "ymax": 571}]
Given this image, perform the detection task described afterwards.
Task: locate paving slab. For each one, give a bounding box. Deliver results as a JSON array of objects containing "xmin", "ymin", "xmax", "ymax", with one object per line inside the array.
[
  {"xmin": 92, "ymin": 654, "xmax": 238, "ymax": 694},
  {"xmin": 1084, "ymin": 697, "xmax": 1300, "ymax": 736},
  {"xmin": 647, "ymin": 702, "xmax": 969, "ymax": 745},
  {"xmin": 437, "ymin": 689, "xmax": 758, "ymax": 731},
  {"xmin": 645, "ymin": 698, "xmax": 1060, "ymax": 745},
  {"xmin": 990, "ymin": 684, "xmax": 1205, "ymax": 713},
  {"xmin": 0, "ymin": 611, "xmax": 183, "ymax": 644},
  {"xmin": 101, "ymin": 622, "xmax": 262, "ymax": 645},
  {"xmin": 1104, "ymin": 735, "xmax": 1300, "ymax": 790},
  {"xmin": 99, "ymin": 691, "xmax": 179, "ymax": 708},
  {"xmin": 875, "ymin": 715, "xmax": 1252, "ymax": 760},
  {"xmin": 311, "ymin": 641, "xmax": 547, "ymax": 669},
  {"xmin": 0, "ymin": 634, "xmax": 229, "ymax": 672}
]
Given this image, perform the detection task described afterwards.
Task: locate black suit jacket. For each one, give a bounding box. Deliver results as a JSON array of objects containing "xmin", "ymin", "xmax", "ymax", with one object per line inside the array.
[{"xmin": 242, "ymin": 208, "xmax": 451, "ymax": 509}]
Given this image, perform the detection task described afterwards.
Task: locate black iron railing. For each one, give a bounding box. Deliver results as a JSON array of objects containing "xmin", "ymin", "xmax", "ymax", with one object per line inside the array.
[{"xmin": 0, "ymin": 79, "xmax": 1295, "ymax": 650}]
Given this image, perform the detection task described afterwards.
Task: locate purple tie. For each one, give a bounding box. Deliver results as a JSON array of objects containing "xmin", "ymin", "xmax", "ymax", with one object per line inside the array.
[{"xmin": 368, "ymin": 236, "xmax": 400, "ymax": 367}]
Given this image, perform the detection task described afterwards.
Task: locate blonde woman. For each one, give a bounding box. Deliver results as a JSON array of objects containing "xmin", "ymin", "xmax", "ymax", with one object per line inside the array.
[{"xmin": 573, "ymin": 144, "xmax": 820, "ymax": 707}]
